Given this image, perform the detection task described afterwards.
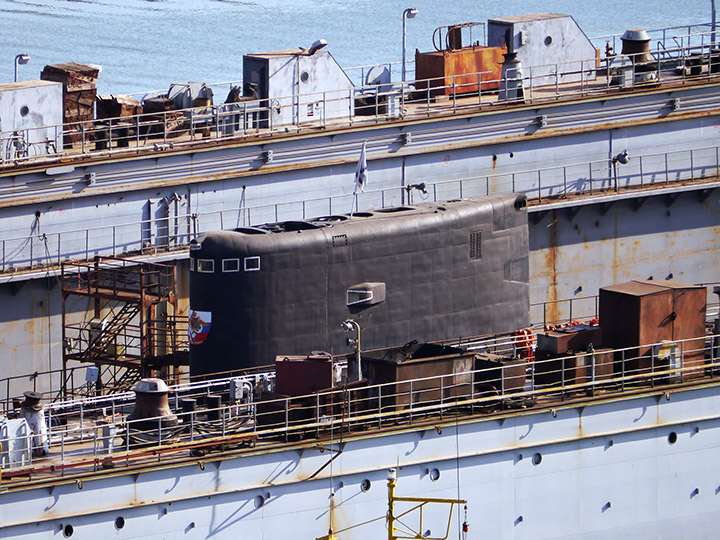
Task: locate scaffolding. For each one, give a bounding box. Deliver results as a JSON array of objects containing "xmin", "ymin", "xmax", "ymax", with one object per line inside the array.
[{"xmin": 61, "ymin": 256, "xmax": 189, "ymax": 397}]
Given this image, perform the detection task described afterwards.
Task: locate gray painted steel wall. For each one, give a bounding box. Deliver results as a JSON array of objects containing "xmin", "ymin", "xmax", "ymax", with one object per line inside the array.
[
  {"xmin": 1, "ymin": 188, "xmax": 717, "ymax": 396},
  {"xmin": 488, "ymin": 14, "xmax": 596, "ymax": 86},
  {"xmin": 243, "ymin": 48, "xmax": 354, "ymax": 127},
  {"xmin": 0, "ymin": 80, "xmax": 62, "ymax": 160},
  {"xmin": 1, "ymin": 83, "xmax": 719, "ymax": 390},
  {"xmin": 3, "ymin": 382, "xmax": 719, "ymax": 539}
]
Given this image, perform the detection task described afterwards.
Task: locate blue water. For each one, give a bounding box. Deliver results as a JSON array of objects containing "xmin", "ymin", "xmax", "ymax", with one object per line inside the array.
[{"xmin": 0, "ymin": 0, "xmax": 713, "ymax": 95}]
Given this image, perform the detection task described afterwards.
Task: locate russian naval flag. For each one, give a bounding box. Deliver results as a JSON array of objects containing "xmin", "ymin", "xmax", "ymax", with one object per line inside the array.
[{"xmin": 354, "ymin": 140, "xmax": 368, "ymax": 192}]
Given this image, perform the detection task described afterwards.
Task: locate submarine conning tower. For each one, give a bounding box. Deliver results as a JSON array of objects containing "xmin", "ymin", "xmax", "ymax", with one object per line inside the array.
[{"xmin": 188, "ymin": 193, "xmax": 530, "ymax": 376}]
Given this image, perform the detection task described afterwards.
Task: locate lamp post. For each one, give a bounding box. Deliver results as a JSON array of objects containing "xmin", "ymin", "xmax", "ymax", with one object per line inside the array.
[
  {"xmin": 341, "ymin": 319, "xmax": 362, "ymax": 381},
  {"xmin": 14, "ymin": 54, "xmax": 30, "ymax": 83},
  {"xmin": 612, "ymin": 150, "xmax": 630, "ymax": 192},
  {"xmin": 402, "ymin": 8, "xmax": 418, "ymax": 83}
]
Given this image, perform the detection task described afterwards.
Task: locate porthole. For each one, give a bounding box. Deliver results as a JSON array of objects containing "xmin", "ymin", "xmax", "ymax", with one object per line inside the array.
[
  {"xmin": 254, "ymin": 495, "xmax": 265, "ymax": 508},
  {"xmin": 115, "ymin": 517, "xmax": 125, "ymax": 530},
  {"xmin": 63, "ymin": 524, "xmax": 74, "ymax": 538},
  {"xmin": 544, "ymin": 36, "xmax": 553, "ymax": 46},
  {"xmin": 360, "ymin": 479, "xmax": 371, "ymax": 492},
  {"xmin": 300, "ymin": 71, "xmax": 310, "ymax": 83},
  {"xmin": 668, "ymin": 431, "xmax": 678, "ymax": 445},
  {"xmin": 429, "ymin": 468, "xmax": 440, "ymax": 482},
  {"xmin": 20, "ymin": 105, "xmax": 29, "ymax": 117},
  {"xmin": 532, "ymin": 452, "xmax": 542, "ymax": 466}
]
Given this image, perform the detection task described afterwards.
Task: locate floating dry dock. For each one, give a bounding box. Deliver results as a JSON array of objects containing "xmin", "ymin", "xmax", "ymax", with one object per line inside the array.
[
  {"xmin": 1, "ymin": 330, "xmax": 720, "ymax": 539},
  {"xmin": 0, "ymin": 12, "xmax": 719, "ymax": 539}
]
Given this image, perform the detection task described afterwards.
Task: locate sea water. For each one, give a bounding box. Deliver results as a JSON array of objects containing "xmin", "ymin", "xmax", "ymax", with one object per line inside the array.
[{"xmin": 0, "ymin": 0, "xmax": 713, "ymax": 95}]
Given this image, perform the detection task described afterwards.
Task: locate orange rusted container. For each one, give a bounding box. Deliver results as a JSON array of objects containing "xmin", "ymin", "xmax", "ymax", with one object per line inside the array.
[{"xmin": 415, "ymin": 45, "xmax": 505, "ymax": 97}]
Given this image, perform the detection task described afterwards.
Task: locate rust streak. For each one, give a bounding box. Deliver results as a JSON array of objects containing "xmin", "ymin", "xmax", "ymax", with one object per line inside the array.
[{"xmin": 544, "ymin": 211, "xmax": 560, "ymax": 324}]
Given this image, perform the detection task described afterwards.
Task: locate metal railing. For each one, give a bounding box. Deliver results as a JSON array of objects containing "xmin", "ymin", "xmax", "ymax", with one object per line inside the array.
[
  {"xmin": 2, "ymin": 140, "xmax": 719, "ymax": 274},
  {"xmin": 2, "ymin": 30, "xmax": 719, "ymax": 169},
  {"xmin": 1, "ymin": 333, "xmax": 718, "ymax": 481}
]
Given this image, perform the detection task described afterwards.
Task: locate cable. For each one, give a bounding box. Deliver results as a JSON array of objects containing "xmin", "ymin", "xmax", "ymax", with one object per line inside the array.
[{"xmin": 455, "ymin": 415, "xmax": 463, "ymax": 540}]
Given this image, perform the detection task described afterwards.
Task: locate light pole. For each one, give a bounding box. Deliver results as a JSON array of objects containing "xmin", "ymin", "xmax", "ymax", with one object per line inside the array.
[
  {"xmin": 14, "ymin": 53, "xmax": 30, "ymax": 83},
  {"xmin": 402, "ymin": 8, "xmax": 418, "ymax": 83}
]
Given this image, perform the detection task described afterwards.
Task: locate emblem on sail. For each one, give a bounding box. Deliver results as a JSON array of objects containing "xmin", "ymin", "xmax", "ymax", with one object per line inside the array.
[{"xmin": 188, "ymin": 309, "xmax": 212, "ymax": 345}]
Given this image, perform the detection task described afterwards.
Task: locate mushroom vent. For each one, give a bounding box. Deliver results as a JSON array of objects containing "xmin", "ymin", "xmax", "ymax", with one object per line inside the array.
[
  {"xmin": 620, "ymin": 29, "xmax": 653, "ymax": 65},
  {"xmin": 127, "ymin": 378, "xmax": 178, "ymax": 431}
]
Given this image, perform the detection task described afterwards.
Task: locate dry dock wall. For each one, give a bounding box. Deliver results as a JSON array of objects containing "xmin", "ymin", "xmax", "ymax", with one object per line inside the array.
[{"xmin": 1, "ymin": 83, "xmax": 720, "ymax": 393}]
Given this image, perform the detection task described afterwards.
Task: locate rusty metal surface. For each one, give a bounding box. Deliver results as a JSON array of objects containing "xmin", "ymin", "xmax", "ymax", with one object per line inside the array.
[
  {"xmin": 599, "ymin": 280, "xmax": 708, "ymax": 375},
  {"xmin": 537, "ymin": 325, "xmax": 603, "ymax": 354},
  {"xmin": 359, "ymin": 343, "xmax": 476, "ymax": 407},
  {"xmin": 274, "ymin": 355, "xmax": 334, "ymax": 397},
  {"xmin": 415, "ymin": 46, "xmax": 505, "ymax": 96}
]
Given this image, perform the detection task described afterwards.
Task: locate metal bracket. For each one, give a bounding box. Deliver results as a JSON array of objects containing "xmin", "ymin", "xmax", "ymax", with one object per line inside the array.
[
  {"xmin": 665, "ymin": 193, "xmax": 681, "ymax": 207},
  {"xmin": 530, "ymin": 210, "xmax": 550, "ymax": 225},
  {"xmin": 697, "ymin": 188, "xmax": 715, "ymax": 203},
  {"xmin": 632, "ymin": 197, "xmax": 648, "ymax": 211}
]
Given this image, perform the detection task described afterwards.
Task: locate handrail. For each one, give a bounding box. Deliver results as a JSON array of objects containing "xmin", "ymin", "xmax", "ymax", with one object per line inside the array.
[
  {"xmin": 1, "ymin": 333, "xmax": 718, "ymax": 480},
  {"xmin": 2, "ymin": 140, "xmax": 719, "ymax": 274},
  {"xmin": 1, "ymin": 35, "xmax": 718, "ymax": 169}
]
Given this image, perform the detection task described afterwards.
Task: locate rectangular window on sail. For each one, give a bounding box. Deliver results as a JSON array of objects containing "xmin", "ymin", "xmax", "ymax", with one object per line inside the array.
[
  {"xmin": 244, "ymin": 256, "xmax": 261, "ymax": 272},
  {"xmin": 222, "ymin": 259, "xmax": 240, "ymax": 272},
  {"xmin": 197, "ymin": 259, "xmax": 215, "ymax": 273}
]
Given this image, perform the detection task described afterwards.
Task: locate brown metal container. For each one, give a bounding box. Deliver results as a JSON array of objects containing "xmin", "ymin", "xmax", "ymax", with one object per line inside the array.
[
  {"xmin": 536, "ymin": 348, "xmax": 615, "ymax": 390},
  {"xmin": 592, "ymin": 348, "xmax": 615, "ymax": 381},
  {"xmin": 537, "ymin": 325, "xmax": 603, "ymax": 355},
  {"xmin": 474, "ymin": 352, "xmax": 526, "ymax": 393},
  {"xmin": 599, "ymin": 280, "xmax": 706, "ymax": 378},
  {"xmin": 256, "ymin": 380, "xmax": 370, "ymax": 433},
  {"xmin": 535, "ymin": 352, "xmax": 585, "ymax": 387},
  {"xmin": 415, "ymin": 46, "xmax": 505, "ymax": 97},
  {"xmin": 360, "ymin": 343, "xmax": 474, "ymax": 411},
  {"xmin": 275, "ymin": 354, "xmax": 334, "ymax": 397}
]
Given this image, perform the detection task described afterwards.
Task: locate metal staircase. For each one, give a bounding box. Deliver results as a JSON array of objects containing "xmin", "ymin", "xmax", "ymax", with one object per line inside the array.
[
  {"xmin": 61, "ymin": 256, "xmax": 188, "ymax": 397},
  {"xmin": 81, "ymin": 303, "xmax": 141, "ymax": 362}
]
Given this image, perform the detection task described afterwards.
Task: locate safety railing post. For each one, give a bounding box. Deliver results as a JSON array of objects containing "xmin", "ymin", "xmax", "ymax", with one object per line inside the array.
[
  {"xmin": 284, "ymin": 397, "xmax": 289, "ymax": 442},
  {"xmin": 408, "ymin": 380, "xmax": 413, "ymax": 424},
  {"xmin": 378, "ymin": 385, "xmax": 382, "ymax": 428},
  {"xmin": 639, "ymin": 155, "xmax": 644, "ymax": 187},
  {"xmin": 538, "ymin": 170, "xmax": 542, "ymax": 201},
  {"xmin": 439, "ymin": 375, "xmax": 444, "ymax": 420},
  {"xmin": 315, "ymin": 393, "xmax": 320, "ymax": 439}
]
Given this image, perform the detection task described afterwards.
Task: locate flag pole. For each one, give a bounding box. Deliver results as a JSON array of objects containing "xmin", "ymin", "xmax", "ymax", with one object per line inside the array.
[
  {"xmin": 350, "ymin": 140, "xmax": 368, "ymax": 218},
  {"xmin": 350, "ymin": 184, "xmax": 358, "ymax": 218}
]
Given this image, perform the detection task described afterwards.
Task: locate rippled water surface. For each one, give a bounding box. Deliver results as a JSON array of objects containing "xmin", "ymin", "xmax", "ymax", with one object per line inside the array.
[{"xmin": 0, "ymin": 0, "xmax": 713, "ymax": 94}]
